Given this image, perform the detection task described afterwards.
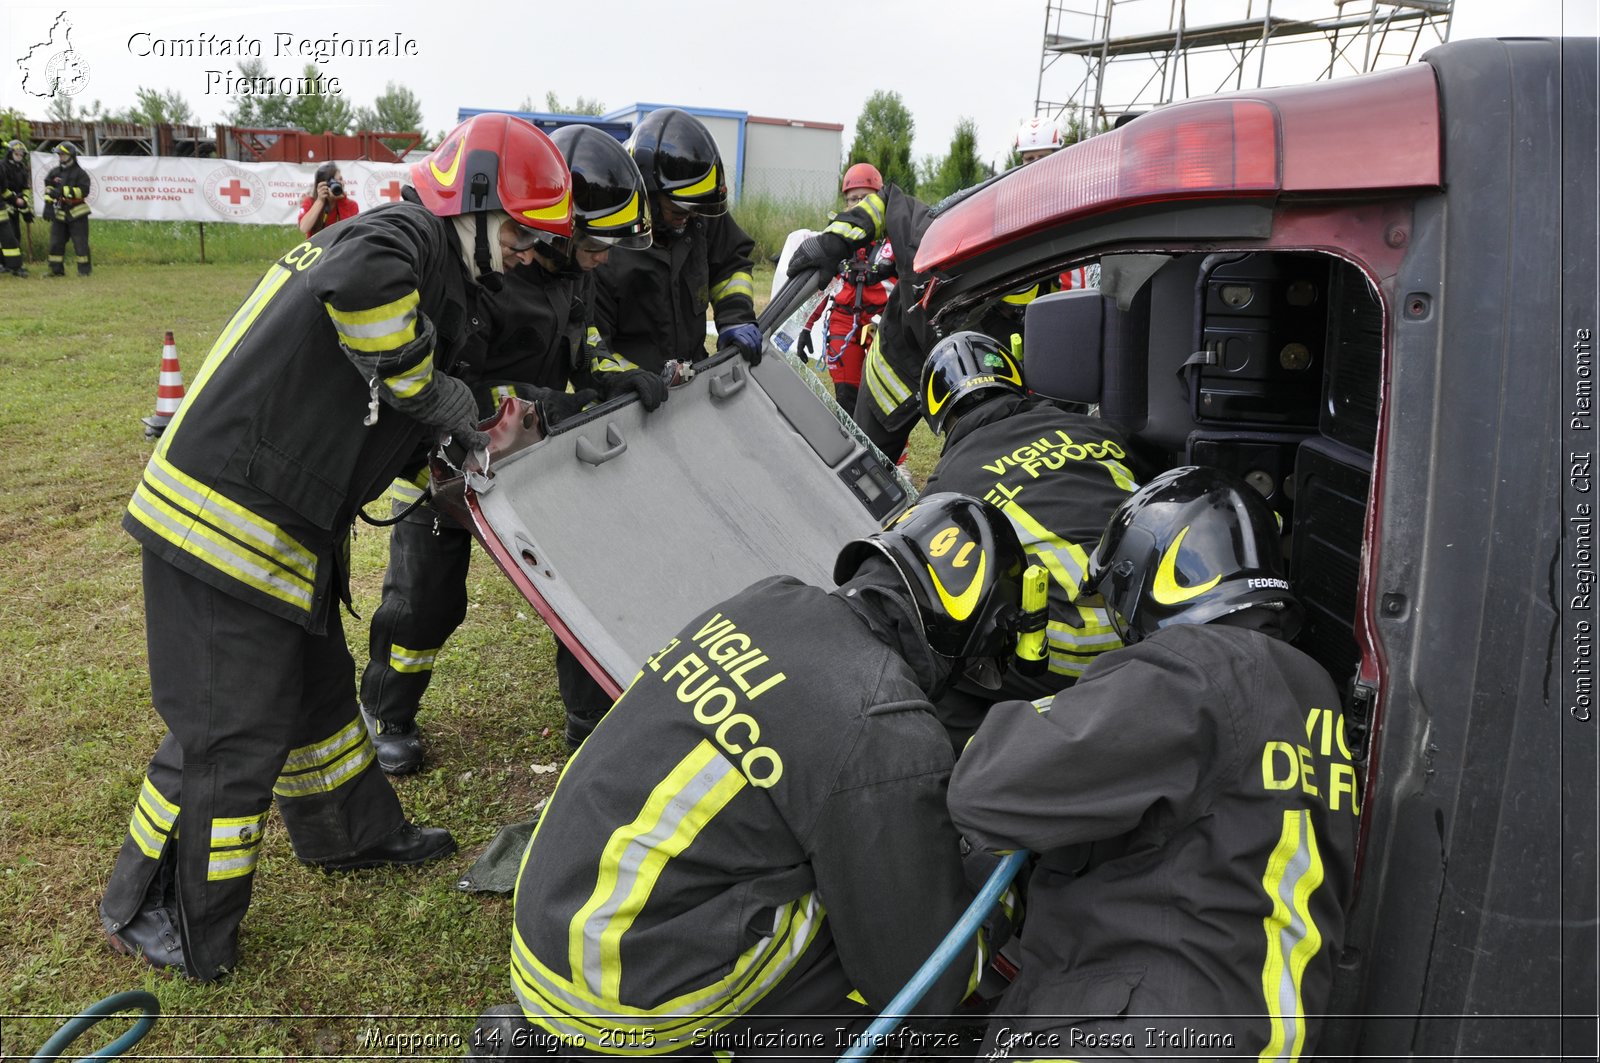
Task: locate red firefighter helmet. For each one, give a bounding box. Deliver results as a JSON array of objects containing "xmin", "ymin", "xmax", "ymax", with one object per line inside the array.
[
  {"xmin": 842, "ymin": 162, "xmax": 884, "ymax": 195},
  {"xmin": 410, "ymin": 113, "xmax": 573, "ymax": 241}
]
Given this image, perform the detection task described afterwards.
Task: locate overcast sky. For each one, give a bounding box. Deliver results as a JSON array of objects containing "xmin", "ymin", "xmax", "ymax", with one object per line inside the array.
[{"xmin": 3, "ymin": 0, "xmax": 1595, "ymax": 170}]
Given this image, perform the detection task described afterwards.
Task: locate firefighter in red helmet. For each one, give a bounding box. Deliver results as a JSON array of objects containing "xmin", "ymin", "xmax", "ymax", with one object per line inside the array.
[
  {"xmin": 100, "ymin": 113, "xmax": 572, "ymax": 983},
  {"xmin": 795, "ymin": 163, "xmax": 895, "ymax": 416}
]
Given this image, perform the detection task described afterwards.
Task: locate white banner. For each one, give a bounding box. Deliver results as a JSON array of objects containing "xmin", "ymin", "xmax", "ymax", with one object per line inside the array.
[{"xmin": 28, "ymin": 152, "xmax": 412, "ymax": 226}]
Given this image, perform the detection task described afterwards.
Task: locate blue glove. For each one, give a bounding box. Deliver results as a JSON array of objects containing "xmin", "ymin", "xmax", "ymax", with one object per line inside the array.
[{"xmin": 719, "ymin": 322, "xmax": 764, "ymax": 367}]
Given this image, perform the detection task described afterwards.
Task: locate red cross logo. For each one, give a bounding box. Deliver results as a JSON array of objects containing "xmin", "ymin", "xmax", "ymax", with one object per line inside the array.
[
  {"xmin": 379, "ymin": 181, "xmax": 402, "ymax": 202},
  {"xmin": 219, "ymin": 179, "xmax": 250, "ymax": 205}
]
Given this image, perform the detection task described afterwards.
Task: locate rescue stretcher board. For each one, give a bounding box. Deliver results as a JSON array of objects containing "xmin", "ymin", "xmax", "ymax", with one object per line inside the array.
[{"xmin": 435, "ymin": 274, "xmax": 911, "ymax": 699}]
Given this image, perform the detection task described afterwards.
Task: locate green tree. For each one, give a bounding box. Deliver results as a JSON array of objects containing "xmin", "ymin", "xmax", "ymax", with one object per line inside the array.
[
  {"xmin": 113, "ymin": 86, "xmax": 194, "ymax": 125},
  {"xmin": 355, "ymin": 82, "xmax": 426, "ymax": 152},
  {"xmin": 44, "ymin": 94, "xmax": 106, "ymax": 123},
  {"xmin": 286, "ymin": 65, "xmax": 354, "ymax": 134},
  {"xmin": 222, "ymin": 59, "xmax": 294, "ymax": 127},
  {"xmin": 520, "ymin": 92, "xmax": 606, "ymax": 116},
  {"xmin": 846, "ymin": 90, "xmax": 916, "ymax": 194},
  {"xmin": 918, "ymin": 117, "xmax": 990, "ymax": 201},
  {"xmin": 0, "ymin": 109, "xmax": 31, "ymax": 144}
]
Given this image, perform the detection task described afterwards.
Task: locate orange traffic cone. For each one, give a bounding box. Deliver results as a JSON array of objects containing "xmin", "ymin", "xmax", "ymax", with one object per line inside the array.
[{"xmin": 141, "ymin": 331, "xmax": 186, "ymax": 438}]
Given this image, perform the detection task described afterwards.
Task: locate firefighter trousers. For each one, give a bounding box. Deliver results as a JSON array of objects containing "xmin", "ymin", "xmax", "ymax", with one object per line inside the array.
[
  {"xmin": 100, "ymin": 550, "xmax": 405, "ymax": 981},
  {"xmin": 0, "ymin": 210, "xmax": 22, "ymax": 273},
  {"xmin": 48, "ymin": 214, "xmax": 89, "ymax": 275},
  {"xmin": 360, "ymin": 508, "xmax": 472, "ymax": 731}
]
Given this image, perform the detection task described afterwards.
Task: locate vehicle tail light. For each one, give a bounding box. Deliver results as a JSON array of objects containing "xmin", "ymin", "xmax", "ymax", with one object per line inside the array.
[{"xmin": 917, "ymin": 99, "xmax": 1281, "ymax": 273}]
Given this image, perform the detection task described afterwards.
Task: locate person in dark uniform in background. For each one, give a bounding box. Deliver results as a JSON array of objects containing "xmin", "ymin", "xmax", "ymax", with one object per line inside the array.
[
  {"xmin": 467, "ymin": 493, "xmax": 1040, "ymax": 1059},
  {"xmin": 949, "ymin": 466, "xmax": 1358, "ymax": 1059},
  {"xmin": 360, "ymin": 125, "xmax": 656, "ymax": 772},
  {"xmin": 98, "ymin": 114, "xmax": 573, "ymax": 983},
  {"xmin": 0, "ymin": 139, "xmax": 31, "ymax": 276},
  {"xmin": 590, "ymin": 107, "xmax": 762, "ymax": 391},
  {"xmin": 42, "ymin": 142, "xmax": 91, "ymax": 277},
  {"xmin": 919, "ymin": 330, "xmax": 1137, "ymax": 742}
]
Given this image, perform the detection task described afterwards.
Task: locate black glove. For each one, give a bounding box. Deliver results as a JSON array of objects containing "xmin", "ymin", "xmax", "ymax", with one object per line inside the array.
[
  {"xmin": 418, "ymin": 372, "xmax": 489, "ymax": 450},
  {"xmin": 608, "ymin": 368, "xmax": 668, "ymax": 411},
  {"xmin": 787, "ymin": 233, "xmax": 849, "ymax": 278},
  {"xmin": 533, "ymin": 387, "xmax": 597, "ymax": 428},
  {"xmin": 795, "ymin": 329, "xmax": 814, "ymax": 364}
]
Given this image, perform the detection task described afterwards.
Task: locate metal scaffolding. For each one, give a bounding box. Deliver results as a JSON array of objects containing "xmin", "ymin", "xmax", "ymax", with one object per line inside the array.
[{"xmin": 1035, "ymin": 0, "xmax": 1454, "ymax": 128}]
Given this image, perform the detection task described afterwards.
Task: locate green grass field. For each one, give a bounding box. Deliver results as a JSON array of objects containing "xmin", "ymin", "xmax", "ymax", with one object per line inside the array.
[{"xmin": 0, "ymin": 237, "xmax": 939, "ymax": 1058}]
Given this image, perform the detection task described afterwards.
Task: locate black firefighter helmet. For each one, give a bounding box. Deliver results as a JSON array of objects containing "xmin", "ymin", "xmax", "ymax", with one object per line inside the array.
[
  {"xmin": 546, "ymin": 124, "xmax": 653, "ymax": 257},
  {"xmin": 626, "ymin": 107, "xmax": 728, "ymax": 217},
  {"xmin": 920, "ymin": 331, "xmax": 1026, "ymax": 435},
  {"xmin": 835, "ymin": 492, "xmax": 1029, "ymax": 663},
  {"xmin": 1083, "ymin": 466, "xmax": 1302, "ymax": 644}
]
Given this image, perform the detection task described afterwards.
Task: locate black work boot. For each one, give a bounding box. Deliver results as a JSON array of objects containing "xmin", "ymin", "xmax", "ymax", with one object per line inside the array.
[
  {"xmin": 361, "ymin": 706, "xmax": 424, "ymax": 775},
  {"xmin": 106, "ymin": 902, "xmax": 188, "ymax": 976},
  {"xmin": 310, "ymin": 822, "xmax": 456, "ymax": 872}
]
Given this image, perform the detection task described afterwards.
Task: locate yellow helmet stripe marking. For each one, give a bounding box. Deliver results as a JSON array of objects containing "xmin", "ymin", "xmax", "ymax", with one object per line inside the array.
[
  {"xmin": 429, "ymin": 136, "xmax": 464, "ymax": 186},
  {"xmin": 1151, "ymin": 526, "xmax": 1221, "ymax": 605},
  {"xmin": 927, "ymin": 552, "xmax": 987, "ymax": 622},
  {"xmin": 587, "ymin": 190, "xmax": 640, "ymax": 230},
  {"xmin": 671, "ymin": 166, "xmax": 719, "ymax": 198},
  {"xmin": 521, "ymin": 189, "xmax": 571, "ymax": 223}
]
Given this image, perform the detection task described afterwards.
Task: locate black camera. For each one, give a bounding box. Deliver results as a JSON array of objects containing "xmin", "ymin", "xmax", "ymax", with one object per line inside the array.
[{"xmin": 328, "ymin": 179, "xmax": 345, "ymax": 198}]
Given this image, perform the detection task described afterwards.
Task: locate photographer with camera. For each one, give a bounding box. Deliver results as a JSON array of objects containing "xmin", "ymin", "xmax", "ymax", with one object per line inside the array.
[{"xmin": 298, "ymin": 162, "xmax": 360, "ymax": 237}]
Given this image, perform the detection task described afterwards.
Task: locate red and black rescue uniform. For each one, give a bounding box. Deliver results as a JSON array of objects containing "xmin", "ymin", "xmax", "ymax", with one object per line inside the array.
[
  {"xmin": 360, "ymin": 258, "xmax": 615, "ymax": 746},
  {"xmin": 922, "ymin": 393, "xmax": 1137, "ymax": 742},
  {"xmin": 949, "ymin": 620, "xmax": 1358, "ymax": 1059},
  {"xmin": 801, "ymin": 240, "xmax": 894, "ymax": 415},
  {"xmin": 814, "ymin": 184, "xmax": 934, "ymax": 458},
  {"xmin": 590, "ymin": 208, "xmax": 756, "ymax": 378},
  {"xmin": 497, "ymin": 566, "xmax": 987, "ymax": 1056},
  {"xmin": 101, "ymin": 192, "xmax": 486, "ymax": 981},
  {"xmin": 43, "ymin": 152, "xmax": 91, "ymax": 275},
  {"xmin": 0, "ymin": 152, "xmax": 29, "ymax": 275}
]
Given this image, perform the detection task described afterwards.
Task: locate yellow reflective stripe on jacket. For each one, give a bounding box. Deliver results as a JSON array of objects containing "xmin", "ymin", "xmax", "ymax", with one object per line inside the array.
[
  {"xmin": 824, "ymin": 217, "xmax": 868, "ymax": 243},
  {"xmin": 863, "ymin": 333, "xmax": 912, "ymax": 416},
  {"xmin": 1043, "ymin": 604, "xmax": 1121, "ymax": 676},
  {"xmin": 570, "ymin": 741, "xmax": 748, "ymax": 999},
  {"xmin": 591, "ymin": 350, "xmax": 640, "ymax": 376},
  {"xmin": 709, "ymin": 271, "xmax": 754, "ymax": 305},
  {"xmin": 389, "ymin": 642, "xmax": 439, "ymax": 674},
  {"xmin": 325, "ymin": 289, "xmax": 420, "ymax": 353},
  {"xmin": 127, "ymin": 775, "xmax": 179, "ymax": 860},
  {"xmin": 145, "ymin": 451, "xmax": 316, "ymax": 582},
  {"xmin": 1258, "ymin": 809, "xmax": 1326, "ymax": 1062},
  {"xmin": 129, "ymin": 477, "xmax": 316, "ymax": 612},
  {"xmin": 207, "ymin": 812, "xmax": 267, "ymax": 881},
  {"xmin": 512, "ymin": 892, "xmax": 825, "ymax": 1049},
  {"xmin": 857, "ymin": 192, "xmax": 885, "ymax": 236},
  {"xmin": 273, "ymin": 717, "xmax": 375, "ymax": 798},
  {"xmin": 490, "ymin": 384, "xmax": 517, "ymax": 407},
  {"xmin": 382, "ymin": 350, "xmax": 434, "ymax": 400}
]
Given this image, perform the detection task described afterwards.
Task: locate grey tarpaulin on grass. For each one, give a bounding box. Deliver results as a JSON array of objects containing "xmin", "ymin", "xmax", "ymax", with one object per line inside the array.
[{"xmin": 456, "ymin": 816, "xmax": 538, "ymax": 895}]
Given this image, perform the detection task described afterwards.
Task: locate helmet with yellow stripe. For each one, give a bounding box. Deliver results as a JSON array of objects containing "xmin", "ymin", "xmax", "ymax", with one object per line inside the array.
[
  {"xmin": 920, "ymin": 331, "xmax": 1026, "ymax": 435},
  {"xmin": 834, "ymin": 492, "xmax": 1030, "ymax": 666},
  {"xmin": 410, "ymin": 113, "xmax": 572, "ymax": 239},
  {"xmin": 1083, "ymin": 466, "xmax": 1303, "ymax": 644},
  {"xmin": 548, "ymin": 125, "xmax": 653, "ymax": 256},
  {"xmin": 626, "ymin": 107, "xmax": 728, "ymax": 218}
]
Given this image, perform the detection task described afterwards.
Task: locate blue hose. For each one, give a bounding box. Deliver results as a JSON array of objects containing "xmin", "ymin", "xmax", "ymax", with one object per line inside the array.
[
  {"xmin": 837, "ymin": 849, "xmax": 1029, "ymax": 1063},
  {"xmin": 30, "ymin": 990, "xmax": 159, "ymax": 1062}
]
